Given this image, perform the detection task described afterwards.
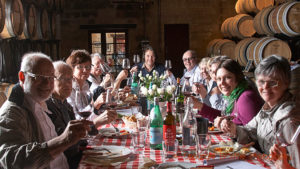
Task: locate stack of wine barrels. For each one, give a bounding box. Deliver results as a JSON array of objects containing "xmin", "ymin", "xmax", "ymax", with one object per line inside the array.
[
  {"xmin": 206, "ymin": 39, "xmax": 236, "ymax": 59},
  {"xmin": 0, "ymin": 0, "xmax": 63, "ymax": 40},
  {"xmin": 207, "ymin": 0, "xmax": 299, "ymax": 67}
]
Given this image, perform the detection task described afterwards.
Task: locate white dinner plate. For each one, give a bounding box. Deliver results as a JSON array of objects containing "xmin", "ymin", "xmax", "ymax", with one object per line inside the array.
[
  {"xmin": 98, "ymin": 127, "xmax": 132, "ymax": 137},
  {"xmin": 209, "ymin": 144, "xmax": 256, "ymax": 155},
  {"xmin": 208, "ymin": 127, "xmax": 222, "ymax": 134},
  {"xmin": 82, "ymin": 145, "xmax": 132, "ymax": 166},
  {"xmin": 157, "ymin": 162, "xmax": 198, "ymax": 169}
]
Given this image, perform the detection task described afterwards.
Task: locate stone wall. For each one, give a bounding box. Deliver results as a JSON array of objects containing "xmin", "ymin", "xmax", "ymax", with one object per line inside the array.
[{"xmin": 60, "ymin": 0, "xmax": 236, "ymax": 62}]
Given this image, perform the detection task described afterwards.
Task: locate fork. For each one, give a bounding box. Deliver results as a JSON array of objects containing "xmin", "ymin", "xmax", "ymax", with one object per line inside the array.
[{"xmin": 110, "ymin": 122, "xmax": 120, "ymax": 135}]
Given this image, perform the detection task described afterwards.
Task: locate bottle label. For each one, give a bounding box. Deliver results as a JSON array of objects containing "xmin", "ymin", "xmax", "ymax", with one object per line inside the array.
[
  {"xmin": 150, "ymin": 127, "xmax": 163, "ymax": 144},
  {"xmin": 163, "ymin": 125, "xmax": 176, "ymax": 145},
  {"xmin": 182, "ymin": 127, "xmax": 191, "ymax": 145}
]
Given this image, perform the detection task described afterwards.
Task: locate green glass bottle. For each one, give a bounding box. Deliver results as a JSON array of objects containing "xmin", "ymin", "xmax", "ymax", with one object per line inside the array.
[
  {"xmin": 175, "ymin": 78, "xmax": 184, "ymax": 124},
  {"xmin": 149, "ymin": 97, "xmax": 163, "ymax": 150}
]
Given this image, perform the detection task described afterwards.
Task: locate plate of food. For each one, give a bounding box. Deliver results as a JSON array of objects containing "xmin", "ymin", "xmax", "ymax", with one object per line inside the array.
[
  {"xmin": 82, "ymin": 145, "xmax": 132, "ymax": 166},
  {"xmin": 98, "ymin": 127, "xmax": 131, "ymax": 137},
  {"xmin": 210, "ymin": 141, "xmax": 256, "ymax": 156},
  {"xmin": 208, "ymin": 126, "xmax": 222, "ymax": 134}
]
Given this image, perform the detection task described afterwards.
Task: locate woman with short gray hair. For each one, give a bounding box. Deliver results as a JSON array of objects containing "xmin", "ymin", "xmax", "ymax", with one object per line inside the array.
[{"xmin": 220, "ymin": 55, "xmax": 300, "ymax": 169}]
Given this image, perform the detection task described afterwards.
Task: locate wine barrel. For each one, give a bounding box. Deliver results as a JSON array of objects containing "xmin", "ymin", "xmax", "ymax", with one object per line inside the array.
[
  {"xmin": 247, "ymin": 37, "xmax": 291, "ymax": 66},
  {"xmin": 35, "ymin": 8, "xmax": 50, "ymax": 39},
  {"xmin": 206, "ymin": 39, "xmax": 222, "ymax": 57},
  {"xmin": 269, "ymin": 1, "xmax": 300, "ymax": 37},
  {"xmin": 221, "ymin": 17, "xmax": 234, "ymax": 38},
  {"xmin": 290, "ymin": 66, "xmax": 300, "ymax": 99},
  {"xmin": 54, "ymin": 0, "xmax": 64, "ymax": 12},
  {"xmin": 0, "ymin": 0, "xmax": 5, "ymax": 33},
  {"xmin": 212, "ymin": 39, "xmax": 236, "ymax": 59},
  {"xmin": 0, "ymin": 0, "xmax": 24, "ymax": 39},
  {"xmin": 49, "ymin": 12, "xmax": 57, "ymax": 39},
  {"xmin": 232, "ymin": 14, "xmax": 256, "ymax": 39},
  {"xmin": 19, "ymin": 4, "xmax": 36, "ymax": 39},
  {"xmin": 235, "ymin": 38, "xmax": 257, "ymax": 67},
  {"xmin": 256, "ymin": 0, "xmax": 275, "ymax": 11},
  {"xmin": 36, "ymin": 0, "xmax": 54, "ymax": 9},
  {"xmin": 0, "ymin": 83, "xmax": 14, "ymax": 98},
  {"xmin": 253, "ymin": 6, "xmax": 275, "ymax": 36}
]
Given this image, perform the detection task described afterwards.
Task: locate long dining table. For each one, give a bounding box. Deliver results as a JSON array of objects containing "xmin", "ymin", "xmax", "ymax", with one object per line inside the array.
[{"xmin": 78, "ymin": 118, "xmax": 276, "ymax": 169}]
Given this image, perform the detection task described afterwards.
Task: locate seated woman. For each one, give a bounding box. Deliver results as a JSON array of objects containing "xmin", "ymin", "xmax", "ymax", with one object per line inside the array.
[
  {"xmin": 193, "ymin": 57, "xmax": 221, "ymax": 109},
  {"xmin": 219, "ymin": 55, "xmax": 300, "ymax": 169},
  {"xmin": 192, "ymin": 58, "xmax": 263, "ymax": 125},
  {"xmin": 46, "ymin": 61, "xmax": 117, "ymax": 168}
]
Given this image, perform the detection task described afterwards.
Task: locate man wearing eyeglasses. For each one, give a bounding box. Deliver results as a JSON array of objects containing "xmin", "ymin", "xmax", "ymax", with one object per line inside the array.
[
  {"xmin": 180, "ymin": 50, "xmax": 202, "ymax": 85},
  {"xmin": 0, "ymin": 52, "xmax": 92, "ymax": 169}
]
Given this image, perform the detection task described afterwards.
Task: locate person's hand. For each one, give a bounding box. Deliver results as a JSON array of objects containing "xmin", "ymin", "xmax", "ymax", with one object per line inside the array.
[
  {"xmin": 103, "ymin": 74, "xmax": 112, "ymax": 84},
  {"xmin": 165, "ymin": 70, "xmax": 173, "ymax": 77},
  {"xmin": 269, "ymin": 144, "xmax": 295, "ymax": 169},
  {"xmin": 198, "ymin": 84, "xmax": 207, "ymax": 99},
  {"xmin": 94, "ymin": 93, "xmax": 106, "ymax": 109},
  {"xmin": 61, "ymin": 120, "xmax": 93, "ymax": 145},
  {"xmin": 220, "ymin": 119, "xmax": 236, "ymax": 137},
  {"xmin": 214, "ymin": 116, "xmax": 225, "ymax": 129},
  {"xmin": 190, "ymin": 96, "xmax": 203, "ymax": 110},
  {"xmin": 130, "ymin": 66, "xmax": 138, "ymax": 74},
  {"xmin": 93, "ymin": 110, "xmax": 118, "ymax": 127},
  {"xmin": 116, "ymin": 70, "xmax": 128, "ymax": 81}
]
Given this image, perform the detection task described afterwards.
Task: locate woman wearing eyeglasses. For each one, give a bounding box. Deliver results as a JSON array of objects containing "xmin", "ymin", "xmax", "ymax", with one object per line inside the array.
[
  {"xmin": 192, "ymin": 58, "xmax": 263, "ymax": 126},
  {"xmin": 219, "ymin": 55, "xmax": 300, "ymax": 169},
  {"xmin": 66, "ymin": 49, "xmax": 106, "ymax": 118}
]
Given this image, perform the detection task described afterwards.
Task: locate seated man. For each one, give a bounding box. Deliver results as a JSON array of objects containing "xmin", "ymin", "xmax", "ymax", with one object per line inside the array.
[
  {"xmin": 181, "ymin": 50, "xmax": 202, "ymax": 85},
  {"xmin": 46, "ymin": 61, "xmax": 117, "ymax": 168},
  {"xmin": 0, "ymin": 52, "xmax": 92, "ymax": 168}
]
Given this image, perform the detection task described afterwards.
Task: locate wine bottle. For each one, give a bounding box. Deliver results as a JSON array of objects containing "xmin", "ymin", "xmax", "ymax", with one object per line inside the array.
[
  {"xmin": 163, "ymin": 101, "xmax": 176, "ymax": 150},
  {"xmin": 131, "ymin": 72, "xmax": 138, "ymax": 95},
  {"xmin": 175, "ymin": 78, "xmax": 184, "ymax": 124},
  {"xmin": 150, "ymin": 97, "xmax": 163, "ymax": 150}
]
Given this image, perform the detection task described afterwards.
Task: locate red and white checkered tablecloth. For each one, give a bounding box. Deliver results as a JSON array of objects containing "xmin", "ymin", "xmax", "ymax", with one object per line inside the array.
[{"xmin": 78, "ymin": 120, "xmax": 275, "ymax": 169}]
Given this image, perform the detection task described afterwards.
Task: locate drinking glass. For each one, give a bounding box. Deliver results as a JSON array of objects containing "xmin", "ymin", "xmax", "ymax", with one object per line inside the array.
[
  {"xmin": 163, "ymin": 139, "xmax": 179, "ymax": 160},
  {"xmin": 122, "ymin": 58, "xmax": 131, "ymax": 70},
  {"xmin": 100, "ymin": 62, "xmax": 112, "ymax": 75},
  {"xmin": 275, "ymin": 124, "xmax": 300, "ymax": 147},
  {"xmin": 182, "ymin": 76, "xmax": 192, "ymax": 97},
  {"xmin": 133, "ymin": 54, "xmax": 140, "ymax": 64},
  {"xmin": 74, "ymin": 90, "xmax": 94, "ymax": 139},
  {"xmin": 196, "ymin": 134, "xmax": 211, "ymax": 159},
  {"xmin": 131, "ymin": 127, "xmax": 147, "ymax": 153},
  {"xmin": 165, "ymin": 60, "xmax": 172, "ymax": 70}
]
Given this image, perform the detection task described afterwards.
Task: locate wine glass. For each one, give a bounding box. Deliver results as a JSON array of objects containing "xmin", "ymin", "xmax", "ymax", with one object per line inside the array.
[
  {"xmin": 133, "ymin": 54, "xmax": 140, "ymax": 64},
  {"xmin": 100, "ymin": 62, "xmax": 112, "ymax": 75},
  {"xmin": 122, "ymin": 58, "xmax": 131, "ymax": 70},
  {"xmin": 165, "ymin": 60, "xmax": 172, "ymax": 70},
  {"xmin": 275, "ymin": 124, "xmax": 300, "ymax": 147},
  {"xmin": 182, "ymin": 76, "xmax": 192, "ymax": 97},
  {"xmin": 74, "ymin": 90, "xmax": 94, "ymax": 139}
]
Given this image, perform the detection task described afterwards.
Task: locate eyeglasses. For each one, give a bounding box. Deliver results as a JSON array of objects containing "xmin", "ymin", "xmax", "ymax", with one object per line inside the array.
[
  {"xmin": 75, "ymin": 65, "xmax": 91, "ymax": 70},
  {"xmin": 56, "ymin": 76, "xmax": 73, "ymax": 82},
  {"xmin": 256, "ymin": 80, "xmax": 279, "ymax": 88},
  {"xmin": 182, "ymin": 57, "xmax": 194, "ymax": 62},
  {"xmin": 91, "ymin": 64, "xmax": 102, "ymax": 70},
  {"xmin": 25, "ymin": 72, "xmax": 56, "ymax": 82}
]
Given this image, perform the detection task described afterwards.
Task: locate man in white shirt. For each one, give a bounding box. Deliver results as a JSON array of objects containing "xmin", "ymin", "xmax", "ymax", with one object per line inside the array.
[
  {"xmin": 0, "ymin": 52, "xmax": 92, "ymax": 169},
  {"xmin": 181, "ymin": 50, "xmax": 202, "ymax": 85}
]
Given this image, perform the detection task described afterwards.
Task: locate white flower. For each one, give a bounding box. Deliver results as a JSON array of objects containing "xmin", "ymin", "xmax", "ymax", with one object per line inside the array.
[
  {"xmin": 146, "ymin": 74, "xmax": 149, "ymax": 78},
  {"xmin": 171, "ymin": 85, "xmax": 176, "ymax": 91},
  {"xmin": 152, "ymin": 84, "xmax": 157, "ymax": 90},
  {"xmin": 148, "ymin": 89, "xmax": 154, "ymax": 96},
  {"xmin": 153, "ymin": 70, "xmax": 158, "ymax": 77},
  {"xmin": 166, "ymin": 86, "xmax": 173, "ymax": 94},
  {"xmin": 149, "ymin": 76, "xmax": 152, "ymax": 80},
  {"xmin": 163, "ymin": 74, "xmax": 168, "ymax": 79},
  {"xmin": 140, "ymin": 77, "xmax": 145, "ymax": 81},
  {"xmin": 157, "ymin": 88, "xmax": 165, "ymax": 95},
  {"xmin": 159, "ymin": 75, "xmax": 164, "ymax": 79},
  {"xmin": 140, "ymin": 86, "xmax": 148, "ymax": 96},
  {"xmin": 138, "ymin": 71, "xmax": 142, "ymax": 78}
]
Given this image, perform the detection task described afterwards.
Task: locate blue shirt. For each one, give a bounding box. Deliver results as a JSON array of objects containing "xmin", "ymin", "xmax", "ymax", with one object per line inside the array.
[{"xmin": 136, "ymin": 62, "xmax": 166, "ymax": 76}]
